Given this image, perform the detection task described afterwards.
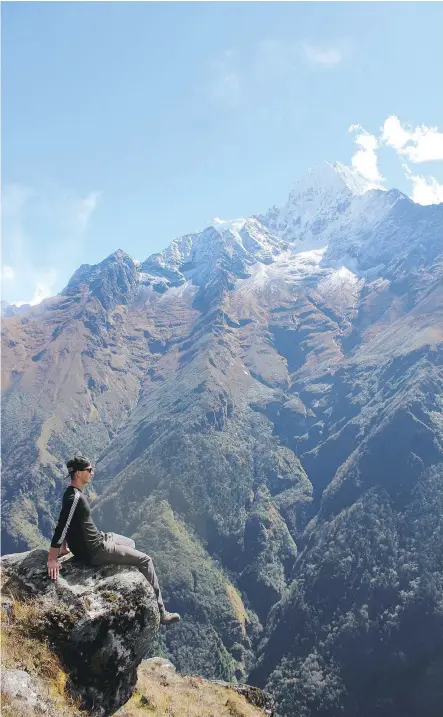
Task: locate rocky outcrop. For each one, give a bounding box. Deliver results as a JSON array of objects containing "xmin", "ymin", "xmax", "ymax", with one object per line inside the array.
[
  {"xmin": 0, "ymin": 550, "xmax": 160, "ymax": 716},
  {"xmin": 61, "ymin": 250, "xmax": 138, "ymax": 310},
  {"xmin": 212, "ymin": 680, "xmax": 275, "ymax": 716}
]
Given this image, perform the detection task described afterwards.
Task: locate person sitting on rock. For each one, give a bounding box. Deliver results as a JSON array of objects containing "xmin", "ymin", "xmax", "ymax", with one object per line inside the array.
[{"xmin": 47, "ymin": 455, "xmax": 180, "ymax": 626}]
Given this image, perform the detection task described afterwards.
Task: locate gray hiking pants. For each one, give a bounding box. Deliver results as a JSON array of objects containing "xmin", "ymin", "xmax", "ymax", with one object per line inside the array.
[{"xmin": 90, "ymin": 532, "xmax": 164, "ymax": 612}]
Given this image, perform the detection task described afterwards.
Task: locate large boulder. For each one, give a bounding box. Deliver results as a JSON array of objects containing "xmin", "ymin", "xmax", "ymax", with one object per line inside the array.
[{"xmin": 0, "ymin": 549, "xmax": 160, "ymax": 716}]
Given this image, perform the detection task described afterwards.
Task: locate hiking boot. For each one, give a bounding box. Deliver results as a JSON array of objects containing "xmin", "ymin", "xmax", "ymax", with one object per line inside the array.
[{"xmin": 160, "ymin": 610, "xmax": 181, "ymax": 626}]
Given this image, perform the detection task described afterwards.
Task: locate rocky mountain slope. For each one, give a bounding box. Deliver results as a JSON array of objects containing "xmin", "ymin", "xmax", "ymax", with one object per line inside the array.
[{"xmin": 2, "ymin": 161, "xmax": 442, "ymax": 716}]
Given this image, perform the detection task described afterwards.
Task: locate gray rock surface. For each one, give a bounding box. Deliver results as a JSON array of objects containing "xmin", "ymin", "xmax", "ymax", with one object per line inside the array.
[
  {"xmin": 1, "ymin": 549, "xmax": 160, "ymax": 716},
  {"xmin": 1, "ymin": 668, "xmax": 47, "ymax": 714}
]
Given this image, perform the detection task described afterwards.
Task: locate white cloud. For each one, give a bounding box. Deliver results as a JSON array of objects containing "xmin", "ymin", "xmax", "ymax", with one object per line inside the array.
[
  {"xmin": 348, "ymin": 125, "xmax": 384, "ymax": 184},
  {"xmin": 381, "ymin": 114, "xmax": 443, "ymax": 162},
  {"xmin": 209, "ymin": 50, "xmax": 242, "ymax": 107},
  {"xmin": 1, "ymin": 265, "xmax": 16, "ymax": 281},
  {"xmin": 408, "ymin": 174, "xmax": 443, "ymax": 206},
  {"xmin": 408, "ymin": 128, "xmax": 443, "ymax": 163},
  {"xmin": 302, "ymin": 41, "xmax": 343, "ymax": 67},
  {"xmin": 382, "ymin": 116, "xmax": 443, "ymax": 205},
  {"xmin": 381, "ymin": 115, "xmax": 412, "ymax": 152},
  {"xmin": 348, "ymin": 115, "xmax": 443, "ymax": 206}
]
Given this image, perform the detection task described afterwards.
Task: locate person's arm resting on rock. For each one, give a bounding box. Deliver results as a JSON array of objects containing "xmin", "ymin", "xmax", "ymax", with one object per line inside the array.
[{"xmin": 48, "ymin": 493, "xmax": 75, "ymax": 579}]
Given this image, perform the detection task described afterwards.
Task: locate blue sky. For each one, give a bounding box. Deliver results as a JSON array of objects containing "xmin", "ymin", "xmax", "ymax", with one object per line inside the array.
[{"xmin": 2, "ymin": 1, "xmax": 443, "ymax": 305}]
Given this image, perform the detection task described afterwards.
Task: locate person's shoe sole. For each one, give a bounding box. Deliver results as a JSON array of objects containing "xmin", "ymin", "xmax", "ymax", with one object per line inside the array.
[{"xmin": 160, "ymin": 612, "xmax": 181, "ymax": 626}]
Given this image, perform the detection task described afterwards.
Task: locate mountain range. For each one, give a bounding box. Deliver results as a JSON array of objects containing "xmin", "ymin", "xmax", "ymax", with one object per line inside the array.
[{"xmin": 2, "ymin": 161, "xmax": 443, "ymax": 717}]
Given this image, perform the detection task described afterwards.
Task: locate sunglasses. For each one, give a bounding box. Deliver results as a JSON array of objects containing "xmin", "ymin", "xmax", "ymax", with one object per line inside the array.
[{"xmin": 85, "ymin": 467, "xmax": 93, "ymax": 473}]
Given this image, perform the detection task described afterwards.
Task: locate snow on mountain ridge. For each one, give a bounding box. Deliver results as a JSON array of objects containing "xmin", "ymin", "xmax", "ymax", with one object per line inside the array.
[
  {"xmin": 260, "ymin": 161, "xmax": 388, "ymax": 248},
  {"xmin": 212, "ymin": 217, "xmax": 247, "ymax": 234},
  {"xmin": 139, "ymin": 161, "xmax": 433, "ymax": 298},
  {"xmin": 4, "ymin": 158, "xmax": 440, "ymax": 318},
  {"xmin": 139, "ymin": 162, "xmax": 376, "ymax": 289},
  {"xmin": 289, "ymin": 161, "xmax": 380, "ymax": 200},
  {"xmin": 138, "ymin": 171, "xmax": 440, "ymax": 314},
  {"xmin": 10, "ymin": 161, "xmax": 436, "ymax": 312},
  {"xmin": 329, "ymin": 161, "xmax": 385, "ymax": 195},
  {"xmin": 140, "ymin": 216, "xmax": 288, "ymax": 290}
]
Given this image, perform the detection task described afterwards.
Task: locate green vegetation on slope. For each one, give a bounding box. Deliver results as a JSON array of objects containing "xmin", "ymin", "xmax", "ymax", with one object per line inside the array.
[{"xmin": 254, "ymin": 466, "xmax": 443, "ymax": 717}]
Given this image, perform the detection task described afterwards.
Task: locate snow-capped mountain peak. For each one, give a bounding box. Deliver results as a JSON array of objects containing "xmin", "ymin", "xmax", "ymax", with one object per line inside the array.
[
  {"xmin": 139, "ymin": 214, "xmax": 287, "ymax": 292},
  {"xmin": 287, "ymin": 161, "xmax": 383, "ymax": 201},
  {"xmin": 328, "ymin": 161, "xmax": 384, "ymax": 195},
  {"xmin": 260, "ymin": 161, "xmax": 387, "ymax": 246},
  {"xmin": 138, "ymin": 160, "xmax": 403, "ymax": 294}
]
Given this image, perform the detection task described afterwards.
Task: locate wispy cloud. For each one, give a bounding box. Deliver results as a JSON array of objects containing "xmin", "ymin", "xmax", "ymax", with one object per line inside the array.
[
  {"xmin": 301, "ymin": 41, "xmax": 343, "ymax": 67},
  {"xmin": 254, "ymin": 39, "xmax": 299, "ymax": 83},
  {"xmin": 1, "ymin": 265, "xmax": 16, "ymax": 281},
  {"xmin": 348, "ymin": 115, "xmax": 443, "ymax": 205},
  {"xmin": 1, "ymin": 183, "xmax": 101, "ymax": 306},
  {"xmin": 348, "ymin": 124, "xmax": 384, "ymax": 185},
  {"xmin": 15, "ymin": 270, "xmax": 59, "ymax": 307},
  {"xmin": 209, "ymin": 37, "xmax": 347, "ymax": 107},
  {"xmin": 209, "ymin": 49, "xmax": 242, "ymax": 107},
  {"xmin": 77, "ymin": 191, "xmax": 102, "ymax": 232},
  {"xmin": 2, "ymin": 183, "xmax": 35, "ymax": 217}
]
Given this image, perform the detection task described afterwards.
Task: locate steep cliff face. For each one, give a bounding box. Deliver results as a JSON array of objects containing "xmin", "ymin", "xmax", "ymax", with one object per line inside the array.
[{"xmin": 2, "ymin": 162, "xmax": 442, "ymax": 715}]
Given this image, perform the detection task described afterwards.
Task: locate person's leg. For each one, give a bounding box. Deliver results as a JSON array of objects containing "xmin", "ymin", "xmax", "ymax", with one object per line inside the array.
[
  {"xmin": 107, "ymin": 533, "xmax": 136, "ymax": 549},
  {"xmin": 91, "ymin": 540, "xmax": 165, "ymax": 611},
  {"xmin": 91, "ymin": 538, "xmax": 180, "ymax": 625}
]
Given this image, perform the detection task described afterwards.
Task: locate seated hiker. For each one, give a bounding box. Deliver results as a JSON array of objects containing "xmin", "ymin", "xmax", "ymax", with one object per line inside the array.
[{"xmin": 47, "ymin": 455, "xmax": 180, "ymax": 626}]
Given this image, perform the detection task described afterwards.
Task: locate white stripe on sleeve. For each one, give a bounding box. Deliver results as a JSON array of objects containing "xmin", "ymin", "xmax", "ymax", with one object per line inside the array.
[{"xmin": 58, "ymin": 490, "xmax": 81, "ymax": 545}]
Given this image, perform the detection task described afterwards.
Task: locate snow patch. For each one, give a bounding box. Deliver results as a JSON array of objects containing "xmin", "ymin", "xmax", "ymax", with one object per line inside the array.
[
  {"xmin": 212, "ymin": 217, "xmax": 247, "ymax": 234},
  {"xmin": 237, "ymin": 246, "xmax": 328, "ymax": 298},
  {"xmin": 157, "ymin": 280, "xmax": 197, "ymax": 301},
  {"xmin": 317, "ymin": 265, "xmax": 363, "ymax": 312},
  {"xmin": 330, "ymin": 161, "xmax": 385, "ymax": 195}
]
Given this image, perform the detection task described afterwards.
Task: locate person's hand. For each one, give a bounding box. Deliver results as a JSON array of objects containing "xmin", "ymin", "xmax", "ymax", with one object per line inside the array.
[{"xmin": 47, "ymin": 558, "xmax": 61, "ymax": 580}]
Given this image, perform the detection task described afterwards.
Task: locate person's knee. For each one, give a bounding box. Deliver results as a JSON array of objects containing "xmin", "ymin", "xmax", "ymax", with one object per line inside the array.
[{"xmin": 139, "ymin": 553, "xmax": 153, "ymax": 569}]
